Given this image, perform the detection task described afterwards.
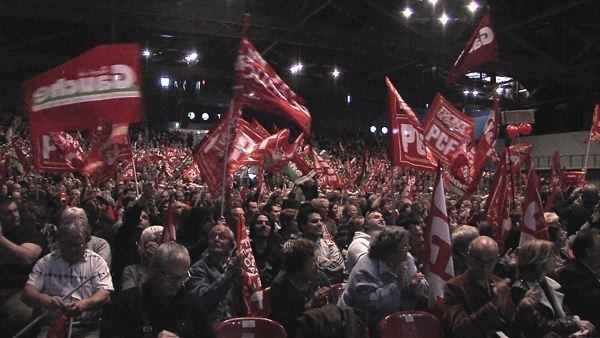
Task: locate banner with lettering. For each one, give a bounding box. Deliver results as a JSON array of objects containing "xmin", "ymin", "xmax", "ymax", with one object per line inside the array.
[
  {"xmin": 23, "ymin": 44, "xmax": 143, "ymax": 134},
  {"xmin": 423, "ymin": 93, "xmax": 474, "ymax": 165}
]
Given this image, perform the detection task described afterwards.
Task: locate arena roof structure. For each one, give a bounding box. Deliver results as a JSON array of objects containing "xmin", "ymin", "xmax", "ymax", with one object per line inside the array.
[{"xmin": 0, "ymin": 0, "xmax": 598, "ymax": 133}]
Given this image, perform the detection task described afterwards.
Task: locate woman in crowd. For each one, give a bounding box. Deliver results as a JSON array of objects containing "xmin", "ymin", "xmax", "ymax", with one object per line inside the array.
[
  {"xmin": 511, "ymin": 239, "xmax": 595, "ymax": 338},
  {"xmin": 270, "ymin": 238, "xmax": 331, "ymax": 338},
  {"xmin": 339, "ymin": 227, "xmax": 428, "ymax": 332}
]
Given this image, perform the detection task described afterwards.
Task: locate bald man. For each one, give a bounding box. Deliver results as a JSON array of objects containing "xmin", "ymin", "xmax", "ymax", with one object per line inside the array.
[{"xmin": 443, "ymin": 236, "xmax": 514, "ymax": 338}]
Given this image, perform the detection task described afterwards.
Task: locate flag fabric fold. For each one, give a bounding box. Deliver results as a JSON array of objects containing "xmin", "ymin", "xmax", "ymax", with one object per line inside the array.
[
  {"xmin": 587, "ymin": 103, "xmax": 600, "ymax": 142},
  {"xmin": 519, "ymin": 162, "xmax": 549, "ymax": 246},
  {"xmin": 236, "ymin": 214, "xmax": 264, "ymax": 316}
]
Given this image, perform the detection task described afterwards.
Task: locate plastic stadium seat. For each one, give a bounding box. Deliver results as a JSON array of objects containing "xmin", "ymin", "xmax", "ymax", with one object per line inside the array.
[
  {"xmin": 213, "ymin": 317, "xmax": 287, "ymax": 338},
  {"xmin": 377, "ymin": 311, "xmax": 443, "ymax": 338},
  {"xmin": 328, "ymin": 282, "xmax": 346, "ymax": 304}
]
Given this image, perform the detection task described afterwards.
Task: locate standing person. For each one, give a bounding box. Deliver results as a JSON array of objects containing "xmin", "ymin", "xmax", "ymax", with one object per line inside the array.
[
  {"xmin": 512, "ymin": 240, "xmax": 595, "ymax": 338},
  {"xmin": 339, "ymin": 227, "xmax": 428, "ymax": 332},
  {"xmin": 0, "ymin": 197, "xmax": 44, "ymax": 336},
  {"xmin": 101, "ymin": 242, "xmax": 215, "ymax": 338},
  {"xmin": 444, "ymin": 236, "xmax": 514, "ymax": 338},
  {"xmin": 22, "ymin": 219, "xmax": 113, "ymax": 337},
  {"xmin": 249, "ymin": 213, "xmax": 282, "ymax": 287}
]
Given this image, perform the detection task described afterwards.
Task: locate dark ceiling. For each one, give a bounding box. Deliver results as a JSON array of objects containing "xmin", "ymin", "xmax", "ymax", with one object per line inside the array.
[{"xmin": 1, "ymin": 0, "xmax": 598, "ymax": 134}]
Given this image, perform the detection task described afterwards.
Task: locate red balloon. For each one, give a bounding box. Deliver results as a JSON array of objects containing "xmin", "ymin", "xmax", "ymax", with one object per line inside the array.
[
  {"xmin": 506, "ymin": 125, "xmax": 519, "ymax": 138},
  {"xmin": 519, "ymin": 123, "xmax": 532, "ymax": 135}
]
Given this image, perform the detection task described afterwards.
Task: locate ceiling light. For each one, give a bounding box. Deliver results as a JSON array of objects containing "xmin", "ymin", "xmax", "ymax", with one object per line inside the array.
[
  {"xmin": 347, "ymin": 94, "xmax": 352, "ymax": 104},
  {"xmin": 463, "ymin": 90, "xmax": 470, "ymax": 96},
  {"xmin": 184, "ymin": 51, "xmax": 198, "ymax": 63},
  {"xmin": 160, "ymin": 76, "xmax": 170, "ymax": 88},
  {"xmin": 370, "ymin": 126, "xmax": 377, "ymax": 133},
  {"xmin": 188, "ymin": 112, "xmax": 195, "ymax": 120},
  {"xmin": 472, "ymin": 90, "xmax": 479, "ymax": 96},
  {"xmin": 467, "ymin": 1, "xmax": 479, "ymax": 13},
  {"xmin": 439, "ymin": 13, "xmax": 450, "ymax": 25},
  {"xmin": 142, "ymin": 49, "xmax": 151, "ymax": 57},
  {"xmin": 332, "ymin": 68, "xmax": 340, "ymax": 78},
  {"xmin": 381, "ymin": 127, "xmax": 389, "ymax": 134},
  {"xmin": 428, "ymin": 0, "xmax": 438, "ymax": 6},
  {"xmin": 290, "ymin": 62, "xmax": 303, "ymax": 74},
  {"xmin": 202, "ymin": 113, "xmax": 209, "ymax": 121},
  {"xmin": 402, "ymin": 7, "xmax": 413, "ymax": 18}
]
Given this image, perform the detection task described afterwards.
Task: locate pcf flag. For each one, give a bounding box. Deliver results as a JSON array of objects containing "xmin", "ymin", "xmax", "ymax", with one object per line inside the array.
[
  {"xmin": 23, "ymin": 44, "xmax": 143, "ymax": 134},
  {"xmin": 423, "ymin": 93, "xmax": 474, "ymax": 165},
  {"xmin": 446, "ymin": 11, "xmax": 498, "ymax": 86}
]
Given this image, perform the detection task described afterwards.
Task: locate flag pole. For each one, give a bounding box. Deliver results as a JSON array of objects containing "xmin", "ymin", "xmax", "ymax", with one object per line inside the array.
[
  {"xmin": 583, "ymin": 123, "xmax": 594, "ymax": 171},
  {"xmin": 219, "ymin": 103, "xmax": 240, "ymax": 217},
  {"xmin": 132, "ymin": 143, "xmax": 140, "ymax": 198}
]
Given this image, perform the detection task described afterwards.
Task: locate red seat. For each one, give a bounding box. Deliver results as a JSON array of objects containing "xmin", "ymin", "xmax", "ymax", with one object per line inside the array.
[
  {"xmin": 213, "ymin": 317, "xmax": 287, "ymax": 338},
  {"xmin": 377, "ymin": 311, "xmax": 443, "ymax": 338},
  {"xmin": 328, "ymin": 282, "xmax": 346, "ymax": 304}
]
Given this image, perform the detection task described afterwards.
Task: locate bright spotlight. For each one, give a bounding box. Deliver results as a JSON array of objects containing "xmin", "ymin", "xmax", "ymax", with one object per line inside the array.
[
  {"xmin": 428, "ymin": 0, "xmax": 438, "ymax": 6},
  {"xmin": 439, "ymin": 13, "xmax": 450, "ymax": 25},
  {"xmin": 201, "ymin": 113, "xmax": 209, "ymax": 121},
  {"xmin": 331, "ymin": 68, "xmax": 340, "ymax": 78},
  {"xmin": 402, "ymin": 7, "xmax": 413, "ymax": 18},
  {"xmin": 467, "ymin": 1, "xmax": 479, "ymax": 13},
  {"xmin": 381, "ymin": 127, "xmax": 389, "ymax": 134},
  {"xmin": 188, "ymin": 112, "xmax": 195, "ymax": 120},
  {"xmin": 142, "ymin": 49, "xmax": 151, "ymax": 58},
  {"xmin": 290, "ymin": 62, "xmax": 303, "ymax": 74},
  {"xmin": 184, "ymin": 51, "xmax": 198, "ymax": 63},
  {"xmin": 347, "ymin": 94, "xmax": 352, "ymax": 104},
  {"xmin": 463, "ymin": 90, "xmax": 470, "ymax": 96},
  {"xmin": 160, "ymin": 76, "xmax": 170, "ymax": 88},
  {"xmin": 370, "ymin": 126, "xmax": 377, "ymax": 133},
  {"xmin": 472, "ymin": 90, "xmax": 479, "ymax": 96}
]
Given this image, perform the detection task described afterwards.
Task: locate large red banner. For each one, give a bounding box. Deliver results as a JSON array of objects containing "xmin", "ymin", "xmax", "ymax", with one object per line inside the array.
[
  {"xmin": 31, "ymin": 133, "xmax": 73, "ymax": 172},
  {"xmin": 23, "ymin": 44, "xmax": 143, "ymax": 134},
  {"xmin": 423, "ymin": 94, "xmax": 474, "ymax": 165}
]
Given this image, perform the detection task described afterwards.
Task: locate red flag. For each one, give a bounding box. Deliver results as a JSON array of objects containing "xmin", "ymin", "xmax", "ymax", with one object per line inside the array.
[
  {"xmin": 23, "ymin": 44, "xmax": 143, "ymax": 134},
  {"xmin": 117, "ymin": 161, "xmax": 135, "ymax": 182},
  {"xmin": 250, "ymin": 119, "xmax": 271, "ymax": 139},
  {"xmin": 81, "ymin": 124, "xmax": 131, "ymax": 178},
  {"xmin": 46, "ymin": 313, "xmax": 70, "ymax": 338},
  {"xmin": 265, "ymin": 132, "xmax": 304, "ymax": 173},
  {"xmin": 423, "ymin": 167, "xmax": 454, "ymax": 310},
  {"xmin": 251, "ymin": 129, "xmax": 290, "ymax": 162},
  {"xmin": 311, "ymin": 147, "xmax": 343, "ymax": 188},
  {"xmin": 446, "ymin": 11, "xmax": 498, "ymax": 86},
  {"xmin": 48, "ymin": 132, "xmax": 87, "ymax": 171},
  {"xmin": 423, "ymin": 94, "xmax": 474, "ymax": 165},
  {"xmin": 192, "ymin": 104, "xmax": 241, "ymax": 196},
  {"xmin": 161, "ymin": 202, "xmax": 177, "ymax": 243},
  {"xmin": 561, "ymin": 170, "xmax": 586, "ymax": 189},
  {"xmin": 385, "ymin": 77, "xmax": 437, "ymax": 171},
  {"xmin": 520, "ymin": 163, "xmax": 549, "ymax": 246},
  {"xmin": 484, "ymin": 155, "xmax": 511, "ymax": 244},
  {"xmin": 545, "ymin": 151, "xmax": 563, "ymax": 211},
  {"xmin": 236, "ymin": 214, "xmax": 265, "ymax": 315},
  {"xmin": 586, "ymin": 103, "xmax": 600, "ymax": 142},
  {"xmin": 235, "ymin": 39, "xmax": 311, "ymax": 134}
]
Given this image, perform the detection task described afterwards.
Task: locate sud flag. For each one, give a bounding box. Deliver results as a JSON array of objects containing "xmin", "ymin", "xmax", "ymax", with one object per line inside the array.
[
  {"xmin": 423, "ymin": 94, "xmax": 474, "ymax": 165},
  {"xmin": 520, "ymin": 162, "xmax": 549, "ymax": 246},
  {"xmin": 235, "ymin": 38, "xmax": 312, "ymax": 134},
  {"xmin": 423, "ymin": 166, "xmax": 454, "ymax": 311},
  {"xmin": 236, "ymin": 214, "xmax": 265, "ymax": 316},
  {"xmin": 385, "ymin": 77, "xmax": 437, "ymax": 171},
  {"xmin": 23, "ymin": 44, "xmax": 143, "ymax": 134},
  {"xmin": 446, "ymin": 11, "xmax": 498, "ymax": 86}
]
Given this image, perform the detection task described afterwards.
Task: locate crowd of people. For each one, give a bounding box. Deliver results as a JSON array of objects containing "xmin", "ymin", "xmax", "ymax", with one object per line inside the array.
[{"xmin": 0, "ymin": 115, "xmax": 599, "ymax": 338}]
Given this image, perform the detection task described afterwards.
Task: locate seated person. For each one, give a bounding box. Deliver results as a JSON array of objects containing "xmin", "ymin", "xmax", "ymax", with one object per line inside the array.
[
  {"xmin": 186, "ymin": 224, "xmax": 241, "ymax": 324},
  {"xmin": 249, "ymin": 213, "xmax": 282, "ymax": 287},
  {"xmin": 444, "ymin": 236, "xmax": 513, "ymax": 338},
  {"xmin": 121, "ymin": 225, "xmax": 163, "ymax": 291},
  {"xmin": 339, "ymin": 227, "xmax": 428, "ymax": 331},
  {"xmin": 270, "ymin": 238, "xmax": 330, "ymax": 338},
  {"xmin": 512, "ymin": 239, "xmax": 595, "ymax": 338},
  {"xmin": 100, "ymin": 242, "xmax": 215, "ymax": 338},
  {"xmin": 22, "ymin": 219, "xmax": 113, "ymax": 337}
]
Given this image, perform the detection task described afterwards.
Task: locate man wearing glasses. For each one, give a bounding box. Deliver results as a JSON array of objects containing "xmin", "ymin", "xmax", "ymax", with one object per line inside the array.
[
  {"xmin": 22, "ymin": 218, "xmax": 113, "ymax": 337},
  {"xmin": 101, "ymin": 242, "xmax": 214, "ymax": 338},
  {"xmin": 443, "ymin": 236, "xmax": 514, "ymax": 338}
]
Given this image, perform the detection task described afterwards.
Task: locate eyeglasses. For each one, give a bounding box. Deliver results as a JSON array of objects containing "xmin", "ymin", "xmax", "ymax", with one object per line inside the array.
[{"xmin": 156, "ymin": 263, "xmax": 191, "ymax": 285}]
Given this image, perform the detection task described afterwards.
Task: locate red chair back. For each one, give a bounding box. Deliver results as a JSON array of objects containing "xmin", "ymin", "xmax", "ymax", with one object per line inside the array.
[
  {"xmin": 213, "ymin": 317, "xmax": 287, "ymax": 338},
  {"xmin": 377, "ymin": 311, "xmax": 442, "ymax": 338}
]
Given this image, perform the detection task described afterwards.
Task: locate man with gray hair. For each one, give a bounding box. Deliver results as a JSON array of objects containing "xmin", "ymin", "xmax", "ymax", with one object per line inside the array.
[
  {"xmin": 22, "ymin": 219, "xmax": 113, "ymax": 337},
  {"xmin": 101, "ymin": 242, "xmax": 214, "ymax": 338},
  {"xmin": 59, "ymin": 207, "xmax": 111, "ymax": 266}
]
